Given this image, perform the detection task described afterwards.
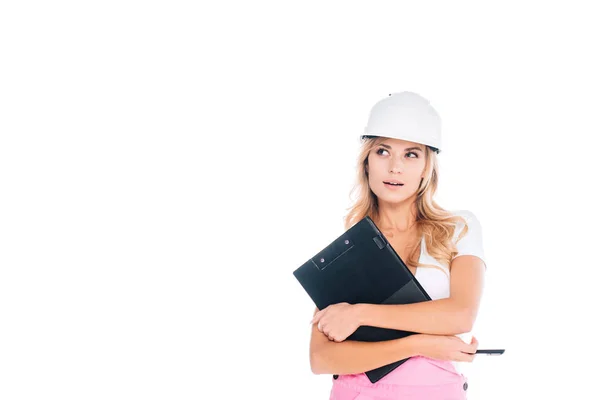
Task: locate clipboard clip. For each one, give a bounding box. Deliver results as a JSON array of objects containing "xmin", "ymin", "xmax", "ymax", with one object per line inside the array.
[
  {"xmin": 311, "ymin": 236, "xmax": 355, "ymax": 271},
  {"xmin": 372, "ymin": 234, "xmax": 387, "ymax": 250}
]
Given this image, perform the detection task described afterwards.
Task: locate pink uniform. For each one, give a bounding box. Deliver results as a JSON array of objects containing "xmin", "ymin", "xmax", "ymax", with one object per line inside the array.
[{"xmin": 329, "ymin": 356, "xmax": 468, "ymax": 400}]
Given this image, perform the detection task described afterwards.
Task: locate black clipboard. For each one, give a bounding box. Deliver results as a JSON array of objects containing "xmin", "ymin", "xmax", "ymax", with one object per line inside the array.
[{"xmin": 293, "ymin": 216, "xmax": 431, "ymax": 383}]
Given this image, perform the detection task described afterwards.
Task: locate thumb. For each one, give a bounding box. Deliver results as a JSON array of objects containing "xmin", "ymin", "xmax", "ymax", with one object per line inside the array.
[{"xmin": 470, "ymin": 336, "xmax": 479, "ymax": 350}]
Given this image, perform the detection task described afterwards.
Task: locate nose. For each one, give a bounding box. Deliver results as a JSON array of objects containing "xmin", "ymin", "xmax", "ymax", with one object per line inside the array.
[{"xmin": 389, "ymin": 156, "xmax": 404, "ymax": 174}]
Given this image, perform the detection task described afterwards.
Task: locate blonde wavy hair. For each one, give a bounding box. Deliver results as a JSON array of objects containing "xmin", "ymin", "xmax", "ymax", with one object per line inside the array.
[{"xmin": 343, "ymin": 137, "xmax": 469, "ymax": 270}]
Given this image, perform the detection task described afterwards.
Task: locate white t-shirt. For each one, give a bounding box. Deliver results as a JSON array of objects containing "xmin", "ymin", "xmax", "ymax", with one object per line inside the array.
[{"xmin": 414, "ymin": 209, "xmax": 486, "ymax": 374}]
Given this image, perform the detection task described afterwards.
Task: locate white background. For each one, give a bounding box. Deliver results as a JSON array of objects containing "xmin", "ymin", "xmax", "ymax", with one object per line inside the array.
[{"xmin": 1, "ymin": 1, "xmax": 599, "ymax": 399}]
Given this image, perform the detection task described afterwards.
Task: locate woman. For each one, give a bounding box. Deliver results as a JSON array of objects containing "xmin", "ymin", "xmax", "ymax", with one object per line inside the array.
[{"xmin": 309, "ymin": 92, "xmax": 487, "ymax": 399}]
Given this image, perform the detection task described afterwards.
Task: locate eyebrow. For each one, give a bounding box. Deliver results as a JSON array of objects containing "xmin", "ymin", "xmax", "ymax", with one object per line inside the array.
[{"xmin": 378, "ymin": 144, "xmax": 423, "ymax": 152}]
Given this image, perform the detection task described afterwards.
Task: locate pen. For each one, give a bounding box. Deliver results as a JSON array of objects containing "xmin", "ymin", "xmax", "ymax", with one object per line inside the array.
[{"xmin": 474, "ymin": 349, "xmax": 505, "ymax": 355}]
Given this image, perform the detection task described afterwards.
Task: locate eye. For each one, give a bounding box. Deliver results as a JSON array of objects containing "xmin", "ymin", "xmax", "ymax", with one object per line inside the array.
[{"xmin": 376, "ymin": 149, "xmax": 419, "ymax": 158}]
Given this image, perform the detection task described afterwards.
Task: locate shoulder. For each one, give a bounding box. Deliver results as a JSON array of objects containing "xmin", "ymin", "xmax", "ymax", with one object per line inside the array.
[
  {"xmin": 450, "ymin": 210, "xmax": 482, "ymax": 237},
  {"xmin": 449, "ymin": 209, "xmax": 487, "ymax": 267},
  {"xmin": 451, "ymin": 209, "xmax": 478, "ymax": 221},
  {"xmin": 450, "ymin": 209, "xmax": 480, "ymax": 226}
]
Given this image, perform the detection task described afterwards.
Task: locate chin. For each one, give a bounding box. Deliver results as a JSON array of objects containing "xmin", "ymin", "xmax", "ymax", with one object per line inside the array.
[
  {"xmin": 377, "ymin": 193, "xmax": 409, "ymax": 203},
  {"xmin": 379, "ymin": 190, "xmax": 417, "ymax": 202},
  {"xmin": 385, "ymin": 197, "xmax": 410, "ymax": 204}
]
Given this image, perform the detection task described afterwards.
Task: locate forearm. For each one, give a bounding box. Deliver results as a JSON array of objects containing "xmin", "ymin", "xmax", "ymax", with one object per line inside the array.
[
  {"xmin": 357, "ymin": 299, "xmax": 472, "ymax": 335},
  {"xmin": 311, "ymin": 335, "xmax": 420, "ymax": 375}
]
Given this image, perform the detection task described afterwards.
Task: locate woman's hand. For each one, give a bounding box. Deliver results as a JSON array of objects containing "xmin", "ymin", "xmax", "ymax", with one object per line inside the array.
[
  {"xmin": 310, "ymin": 302, "xmax": 361, "ymax": 342},
  {"xmin": 413, "ymin": 334, "xmax": 479, "ymax": 362}
]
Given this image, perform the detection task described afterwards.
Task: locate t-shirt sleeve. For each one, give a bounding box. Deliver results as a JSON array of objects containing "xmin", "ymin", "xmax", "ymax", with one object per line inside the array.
[{"xmin": 451, "ymin": 210, "xmax": 486, "ymax": 268}]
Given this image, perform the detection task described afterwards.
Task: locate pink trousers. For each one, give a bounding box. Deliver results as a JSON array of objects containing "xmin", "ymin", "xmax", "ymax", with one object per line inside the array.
[{"xmin": 329, "ymin": 356, "xmax": 469, "ymax": 400}]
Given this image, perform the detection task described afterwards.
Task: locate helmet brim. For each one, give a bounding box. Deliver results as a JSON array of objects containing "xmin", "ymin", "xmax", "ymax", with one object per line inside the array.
[{"xmin": 360, "ymin": 135, "xmax": 440, "ymax": 154}]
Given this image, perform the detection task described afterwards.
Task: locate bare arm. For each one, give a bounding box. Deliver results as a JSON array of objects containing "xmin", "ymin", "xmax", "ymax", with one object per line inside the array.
[
  {"xmin": 309, "ymin": 307, "xmax": 420, "ymax": 375},
  {"xmin": 357, "ymin": 255, "xmax": 486, "ymax": 335}
]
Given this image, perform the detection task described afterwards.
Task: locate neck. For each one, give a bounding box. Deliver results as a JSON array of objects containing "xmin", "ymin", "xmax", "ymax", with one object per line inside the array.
[{"xmin": 375, "ymin": 201, "xmax": 419, "ymax": 234}]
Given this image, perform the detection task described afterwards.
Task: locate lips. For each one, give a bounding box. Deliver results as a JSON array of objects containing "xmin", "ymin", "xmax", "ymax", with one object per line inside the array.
[{"xmin": 383, "ymin": 180, "xmax": 404, "ymax": 186}]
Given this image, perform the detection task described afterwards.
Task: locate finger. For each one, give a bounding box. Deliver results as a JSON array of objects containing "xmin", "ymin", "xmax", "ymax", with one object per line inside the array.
[
  {"xmin": 311, "ymin": 312, "xmax": 323, "ymax": 325},
  {"xmin": 454, "ymin": 351, "xmax": 475, "ymax": 362},
  {"xmin": 310, "ymin": 311, "xmax": 320, "ymax": 323},
  {"xmin": 460, "ymin": 337, "xmax": 478, "ymax": 353},
  {"xmin": 327, "ymin": 330, "xmax": 338, "ymax": 341},
  {"xmin": 319, "ymin": 321, "xmax": 325, "ymax": 330},
  {"xmin": 459, "ymin": 339, "xmax": 478, "ymax": 360},
  {"xmin": 468, "ymin": 336, "xmax": 479, "ymax": 352}
]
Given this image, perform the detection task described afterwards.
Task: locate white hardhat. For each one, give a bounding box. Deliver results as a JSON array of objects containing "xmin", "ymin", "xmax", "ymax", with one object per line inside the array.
[{"xmin": 361, "ymin": 92, "xmax": 442, "ymax": 153}]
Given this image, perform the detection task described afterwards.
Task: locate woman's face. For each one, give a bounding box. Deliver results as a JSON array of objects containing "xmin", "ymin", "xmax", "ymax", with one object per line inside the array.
[{"xmin": 366, "ymin": 138, "xmax": 427, "ymax": 204}]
